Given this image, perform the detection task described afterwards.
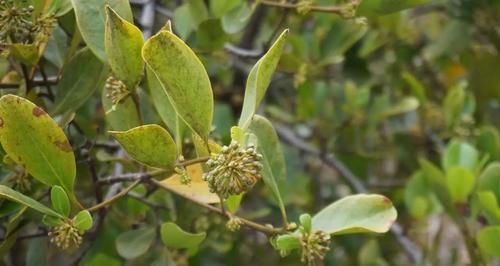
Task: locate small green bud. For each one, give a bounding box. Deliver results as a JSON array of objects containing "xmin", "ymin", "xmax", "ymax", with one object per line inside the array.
[{"xmin": 226, "ymin": 217, "xmax": 243, "ymax": 232}]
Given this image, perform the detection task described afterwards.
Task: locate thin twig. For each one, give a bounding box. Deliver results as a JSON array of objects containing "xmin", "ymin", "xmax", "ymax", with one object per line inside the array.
[{"xmin": 86, "ymin": 179, "xmax": 142, "ymax": 212}]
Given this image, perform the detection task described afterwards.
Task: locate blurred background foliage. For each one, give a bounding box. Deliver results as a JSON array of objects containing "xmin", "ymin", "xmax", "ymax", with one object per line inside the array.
[{"xmin": 0, "ymin": 0, "xmax": 500, "ymax": 265}]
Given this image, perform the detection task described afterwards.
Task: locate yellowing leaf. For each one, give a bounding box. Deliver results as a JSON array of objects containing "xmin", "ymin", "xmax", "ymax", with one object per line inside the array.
[{"xmin": 161, "ymin": 163, "xmax": 218, "ymax": 204}]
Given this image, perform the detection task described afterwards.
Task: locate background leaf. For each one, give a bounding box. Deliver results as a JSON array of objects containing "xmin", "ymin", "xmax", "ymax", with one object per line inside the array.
[
  {"xmin": 160, "ymin": 222, "xmax": 206, "ymax": 251},
  {"xmin": 51, "ymin": 48, "xmax": 108, "ymax": 115},
  {"xmin": 115, "ymin": 227, "xmax": 156, "ymax": 259},
  {"xmin": 71, "ymin": 0, "xmax": 133, "ymax": 62},
  {"xmin": 476, "ymin": 226, "xmax": 500, "ymax": 258},
  {"xmin": 0, "ymin": 95, "xmax": 76, "ymax": 192}
]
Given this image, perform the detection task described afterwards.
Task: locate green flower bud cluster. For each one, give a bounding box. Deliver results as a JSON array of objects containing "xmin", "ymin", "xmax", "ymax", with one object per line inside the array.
[
  {"xmin": 0, "ymin": 0, "xmax": 34, "ymax": 42},
  {"xmin": 340, "ymin": 0, "xmax": 359, "ymax": 19},
  {"xmin": 0, "ymin": 0, "xmax": 55, "ymax": 44},
  {"xmin": 48, "ymin": 219, "xmax": 83, "ymax": 250},
  {"xmin": 297, "ymin": 0, "xmax": 313, "ymax": 15},
  {"xmin": 203, "ymin": 141, "xmax": 263, "ymax": 199},
  {"xmin": 299, "ymin": 230, "xmax": 331, "ymax": 266},
  {"xmin": 105, "ymin": 76, "xmax": 130, "ymax": 105},
  {"xmin": 226, "ymin": 217, "xmax": 243, "ymax": 232}
]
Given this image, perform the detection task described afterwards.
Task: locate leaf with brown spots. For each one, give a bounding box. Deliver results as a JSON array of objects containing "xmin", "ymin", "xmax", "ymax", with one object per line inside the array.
[{"xmin": 0, "ymin": 95, "xmax": 76, "ymax": 192}]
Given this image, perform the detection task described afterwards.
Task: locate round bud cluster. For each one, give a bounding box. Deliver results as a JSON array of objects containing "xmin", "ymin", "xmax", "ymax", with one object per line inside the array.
[
  {"xmin": 226, "ymin": 217, "xmax": 243, "ymax": 232},
  {"xmin": 296, "ymin": 0, "xmax": 313, "ymax": 15},
  {"xmin": 203, "ymin": 141, "xmax": 263, "ymax": 199},
  {"xmin": 299, "ymin": 230, "xmax": 331, "ymax": 266},
  {"xmin": 339, "ymin": 0, "xmax": 359, "ymax": 19},
  {"xmin": 48, "ymin": 219, "xmax": 83, "ymax": 250},
  {"xmin": 105, "ymin": 76, "xmax": 130, "ymax": 105},
  {"xmin": 0, "ymin": 1, "xmax": 34, "ymax": 43}
]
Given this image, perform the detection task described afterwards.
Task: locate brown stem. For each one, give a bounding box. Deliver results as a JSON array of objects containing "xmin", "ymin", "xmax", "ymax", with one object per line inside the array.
[{"xmin": 86, "ymin": 179, "xmax": 141, "ymax": 212}]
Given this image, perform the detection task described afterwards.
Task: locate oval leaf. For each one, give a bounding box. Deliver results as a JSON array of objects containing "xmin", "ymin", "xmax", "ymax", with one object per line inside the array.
[
  {"xmin": 312, "ymin": 194, "xmax": 397, "ymax": 235},
  {"xmin": 105, "ymin": 6, "xmax": 144, "ymax": 88},
  {"xmin": 0, "ymin": 185, "xmax": 62, "ymax": 218},
  {"xmin": 110, "ymin": 124, "xmax": 177, "ymax": 170},
  {"xmin": 51, "ymin": 185, "xmax": 70, "ymax": 217},
  {"xmin": 73, "ymin": 210, "xmax": 93, "ymax": 231},
  {"xmin": 0, "ymin": 95, "xmax": 76, "ymax": 192},
  {"xmin": 71, "ymin": 0, "xmax": 133, "ymax": 62},
  {"xmin": 142, "ymin": 30, "xmax": 213, "ymax": 140},
  {"xmin": 160, "ymin": 222, "xmax": 206, "ymax": 250},
  {"xmin": 238, "ymin": 29, "xmax": 288, "ymax": 129},
  {"xmin": 116, "ymin": 227, "xmax": 156, "ymax": 259},
  {"xmin": 476, "ymin": 226, "xmax": 500, "ymax": 258},
  {"xmin": 442, "ymin": 140, "xmax": 478, "ymax": 173},
  {"xmin": 51, "ymin": 48, "xmax": 108, "ymax": 115},
  {"xmin": 446, "ymin": 166, "xmax": 475, "ymax": 203}
]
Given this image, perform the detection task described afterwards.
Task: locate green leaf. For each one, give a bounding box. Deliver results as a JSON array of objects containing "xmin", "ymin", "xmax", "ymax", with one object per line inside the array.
[
  {"xmin": 42, "ymin": 215, "xmax": 62, "ymax": 227},
  {"xmin": 142, "ymin": 30, "xmax": 213, "ymax": 140},
  {"xmin": 476, "ymin": 191, "xmax": 500, "ymax": 222},
  {"xmin": 221, "ymin": 2, "xmax": 252, "ymax": 34},
  {"xmin": 211, "ymin": 0, "xmax": 241, "ymax": 17},
  {"xmin": 299, "ymin": 213, "xmax": 312, "ymax": 233},
  {"xmin": 101, "ymin": 87, "xmax": 141, "ymax": 131},
  {"xmin": 442, "ymin": 140, "xmax": 478, "ymax": 173},
  {"xmin": 51, "ymin": 48, "xmax": 108, "ymax": 115},
  {"xmin": 104, "ymin": 6, "xmax": 144, "ymax": 89},
  {"xmin": 73, "ymin": 210, "xmax": 93, "ymax": 231},
  {"xmin": 146, "ymin": 66, "xmax": 186, "ymax": 144},
  {"xmin": 0, "ymin": 95, "xmax": 76, "ymax": 192},
  {"xmin": 115, "ymin": 227, "xmax": 156, "ymax": 259},
  {"xmin": 248, "ymin": 115, "xmax": 287, "ymax": 216},
  {"xmin": 160, "ymin": 222, "xmax": 206, "ymax": 251},
  {"xmin": 110, "ymin": 124, "xmax": 177, "ymax": 170},
  {"xmin": 477, "ymin": 126, "xmax": 499, "ymax": 161},
  {"xmin": 477, "ymin": 162, "xmax": 500, "ymax": 200},
  {"xmin": 51, "ymin": 185, "xmax": 70, "ymax": 217},
  {"xmin": 44, "ymin": 25, "xmax": 68, "ymax": 68},
  {"xmin": 196, "ymin": 19, "xmax": 228, "ymax": 51},
  {"xmin": 446, "ymin": 166, "xmax": 475, "ymax": 203},
  {"xmin": 312, "ymin": 194, "xmax": 397, "ymax": 235},
  {"xmin": 238, "ymin": 30, "xmax": 288, "ymax": 129},
  {"xmin": 419, "ymin": 159, "xmax": 458, "ymax": 220},
  {"xmin": 0, "ymin": 185, "xmax": 63, "ymax": 218},
  {"xmin": 275, "ymin": 234, "xmax": 301, "ymax": 253},
  {"xmin": 476, "ymin": 226, "xmax": 500, "ymax": 258},
  {"xmin": 71, "ymin": 0, "xmax": 133, "ymax": 62},
  {"xmin": 404, "ymin": 171, "xmax": 434, "ymax": 218}
]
